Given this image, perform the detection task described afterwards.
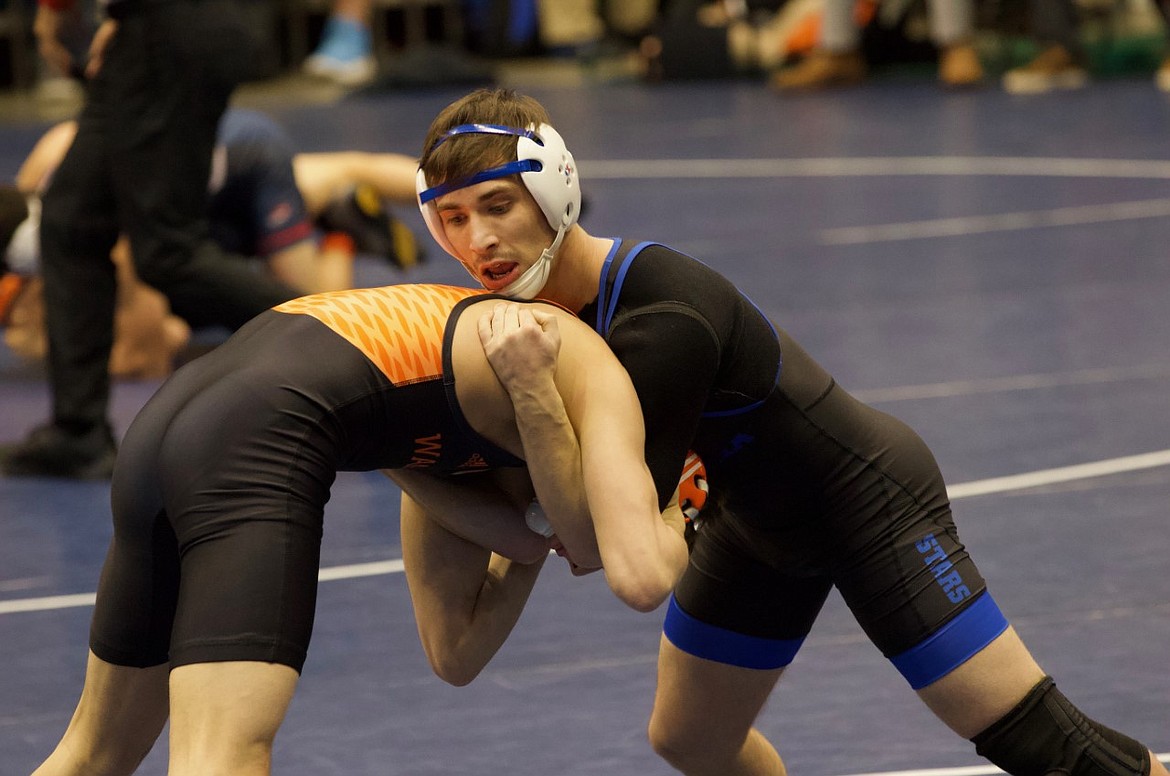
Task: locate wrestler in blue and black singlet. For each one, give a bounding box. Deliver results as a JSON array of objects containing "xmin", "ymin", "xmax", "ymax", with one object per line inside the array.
[{"xmin": 581, "ymin": 240, "xmax": 1006, "ymax": 689}]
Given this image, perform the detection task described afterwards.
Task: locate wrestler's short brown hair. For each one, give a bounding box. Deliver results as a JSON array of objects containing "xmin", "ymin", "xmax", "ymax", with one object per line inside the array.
[{"xmin": 418, "ymin": 88, "xmax": 552, "ymax": 189}]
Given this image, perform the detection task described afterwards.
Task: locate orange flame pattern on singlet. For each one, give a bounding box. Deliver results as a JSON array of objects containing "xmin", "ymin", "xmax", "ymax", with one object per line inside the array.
[{"xmin": 273, "ymin": 284, "xmax": 485, "ymax": 384}]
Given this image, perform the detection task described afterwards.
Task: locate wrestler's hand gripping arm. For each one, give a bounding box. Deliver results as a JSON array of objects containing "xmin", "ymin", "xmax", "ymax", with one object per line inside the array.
[{"xmin": 481, "ymin": 302, "xmax": 688, "ymax": 612}]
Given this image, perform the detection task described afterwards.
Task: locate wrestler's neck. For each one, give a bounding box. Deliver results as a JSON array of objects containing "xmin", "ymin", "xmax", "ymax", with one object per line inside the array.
[{"xmin": 539, "ymin": 225, "xmax": 613, "ymax": 313}]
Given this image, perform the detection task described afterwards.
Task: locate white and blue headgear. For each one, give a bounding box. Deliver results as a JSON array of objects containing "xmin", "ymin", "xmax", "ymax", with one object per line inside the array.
[{"xmin": 416, "ymin": 122, "xmax": 581, "ymax": 300}]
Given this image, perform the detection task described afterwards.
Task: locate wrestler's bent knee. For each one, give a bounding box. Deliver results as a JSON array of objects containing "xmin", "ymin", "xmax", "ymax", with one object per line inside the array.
[{"xmin": 648, "ymin": 717, "xmax": 739, "ymax": 774}]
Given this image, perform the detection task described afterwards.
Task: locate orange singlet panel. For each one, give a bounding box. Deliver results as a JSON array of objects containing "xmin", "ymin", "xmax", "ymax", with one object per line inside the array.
[{"xmin": 273, "ymin": 284, "xmax": 486, "ymax": 385}]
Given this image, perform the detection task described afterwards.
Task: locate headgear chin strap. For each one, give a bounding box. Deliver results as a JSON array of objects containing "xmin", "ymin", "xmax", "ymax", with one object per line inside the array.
[
  {"xmin": 416, "ymin": 122, "xmax": 581, "ymax": 299},
  {"xmin": 498, "ymin": 219, "xmax": 566, "ymax": 299}
]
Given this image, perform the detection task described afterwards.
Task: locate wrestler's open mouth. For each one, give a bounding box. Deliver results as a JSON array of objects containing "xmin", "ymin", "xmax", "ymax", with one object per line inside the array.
[{"xmin": 483, "ymin": 262, "xmax": 518, "ymax": 285}]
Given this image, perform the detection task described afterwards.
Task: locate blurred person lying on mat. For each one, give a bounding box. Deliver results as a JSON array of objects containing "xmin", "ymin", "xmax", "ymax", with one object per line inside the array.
[{"xmin": 1, "ymin": 108, "xmax": 423, "ymax": 380}]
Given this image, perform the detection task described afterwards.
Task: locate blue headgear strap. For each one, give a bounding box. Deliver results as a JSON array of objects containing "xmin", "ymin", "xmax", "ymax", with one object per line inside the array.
[
  {"xmin": 427, "ymin": 123, "xmax": 540, "ymax": 152},
  {"xmin": 418, "ymin": 124, "xmax": 545, "ymax": 205},
  {"xmin": 418, "ymin": 159, "xmax": 542, "ymax": 204}
]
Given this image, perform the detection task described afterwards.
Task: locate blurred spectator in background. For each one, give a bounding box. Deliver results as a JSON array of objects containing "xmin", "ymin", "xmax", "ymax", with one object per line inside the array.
[
  {"xmin": 29, "ymin": 0, "xmax": 93, "ymax": 101},
  {"xmin": 1150, "ymin": 0, "xmax": 1170, "ymax": 89},
  {"xmin": 1001, "ymin": 0, "xmax": 1087, "ymax": 94},
  {"xmin": 1002, "ymin": 0, "xmax": 1170, "ymax": 94},
  {"xmin": 1137, "ymin": 0, "xmax": 1165, "ymax": 89},
  {"xmin": 2, "ymin": 108, "xmax": 423, "ymax": 380},
  {"xmin": 2, "ymin": 0, "xmax": 299, "ymax": 480},
  {"xmin": 303, "ymin": 0, "xmax": 377, "ymax": 84},
  {"xmin": 536, "ymin": 0, "xmax": 659, "ymax": 56},
  {"xmin": 538, "ymin": 0, "xmax": 659, "ymax": 54},
  {"xmin": 770, "ymin": 0, "xmax": 983, "ymax": 89},
  {"xmin": 637, "ymin": 0, "xmax": 790, "ymax": 81}
]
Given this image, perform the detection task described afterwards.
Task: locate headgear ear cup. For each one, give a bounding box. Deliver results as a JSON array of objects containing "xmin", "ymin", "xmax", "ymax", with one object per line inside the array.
[
  {"xmin": 416, "ymin": 167, "xmax": 457, "ymax": 258},
  {"xmin": 515, "ymin": 124, "xmax": 580, "ymax": 232}
]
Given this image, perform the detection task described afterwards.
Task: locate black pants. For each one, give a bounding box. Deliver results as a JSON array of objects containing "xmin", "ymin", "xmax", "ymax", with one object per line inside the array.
[
  {"xmin": 39, "ymin": 0, "xmax": 297, "ymax": 431},
  {"xmin": 1027, "ymin": 0, "xmax": 1083, "ymax": 56}
]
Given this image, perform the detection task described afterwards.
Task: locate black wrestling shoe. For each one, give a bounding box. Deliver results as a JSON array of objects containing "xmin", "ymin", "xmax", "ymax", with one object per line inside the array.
[
  {"xmin": 316, "ymin": 184, "xmax": 424, "ymax": 270},
  {"xmin": 0, "ymin": 423, "xmax": 117, "ymax": 480}
]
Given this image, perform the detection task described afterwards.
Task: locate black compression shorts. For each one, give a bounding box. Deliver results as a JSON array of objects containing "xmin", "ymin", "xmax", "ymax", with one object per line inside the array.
[
  {"xmin": 666, "ymin": 330, "xmax": 1007, "ymax": 688},
  {"xmin": 90, "ymin": 293, "xmax": 521, "ymax": 672}
]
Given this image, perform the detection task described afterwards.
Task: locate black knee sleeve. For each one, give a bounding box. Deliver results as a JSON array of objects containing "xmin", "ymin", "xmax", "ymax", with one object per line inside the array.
[{"xmin": 971, "ymin": 677, "xmax": 1149, "ymax": 776}]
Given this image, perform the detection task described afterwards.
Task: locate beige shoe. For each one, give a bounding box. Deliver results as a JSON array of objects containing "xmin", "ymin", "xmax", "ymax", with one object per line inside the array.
[
  {"xmin": 770, "ymin": 50, "xmax": 867, "ymax": 91},
  {"xmin": 1156, "ymin": 55, "xmax": 1170, "ymax": 92},
  {"xmin": 939, "ymin": 42, "xmax": 984, "ymax": 87},
  {"xmin": 1003, "ymin": 44, "xmax": 1087, "ymax": 94}
]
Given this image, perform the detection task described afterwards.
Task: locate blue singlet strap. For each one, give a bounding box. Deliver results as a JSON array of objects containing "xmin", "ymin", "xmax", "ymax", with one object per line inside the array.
[{"xmin": 596, "ymin": 241, "xmax": 659, "ymax": 335}]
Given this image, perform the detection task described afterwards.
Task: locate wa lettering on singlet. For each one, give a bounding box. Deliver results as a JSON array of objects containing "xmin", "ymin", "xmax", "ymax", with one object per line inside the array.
[
  {"xmin": 408, "ymin": 434, "xmax": 443, "ymax": 469},
  {"xmin": 406, "ymin": 437, "xmax": 491, "ymax": 472}
]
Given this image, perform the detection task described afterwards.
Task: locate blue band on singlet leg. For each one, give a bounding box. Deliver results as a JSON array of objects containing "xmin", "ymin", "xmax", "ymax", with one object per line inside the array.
[
  {"xmin": 889, "ymin": 591, "xmax": 1009, "ymax": 689},
  {"xmin": 663, "ymin": 594, "xmax": 805, "ymax": 670}
]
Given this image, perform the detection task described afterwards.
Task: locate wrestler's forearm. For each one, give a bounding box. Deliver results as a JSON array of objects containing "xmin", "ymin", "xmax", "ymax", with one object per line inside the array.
[
  {"xmin": 433, "ymin": 552, "xmax": 546, "ymax": 686},
  {"xmin": 574, "ymin": 367, "xmax": 688, "ymax": 612},
  {"xmin": 385, "ymin": 468, "xmax": 548, "ymax": 564},
  {"xmin": 507, "ymin": 377, "xmax": 600, "ymax": 567},
  {"xmin": 585, "ymin": 454, "xmax": 688, "ymax": 612},
  {"xmin": 401, "ymin": 495, "xmax": 546, "ymax": 686}
]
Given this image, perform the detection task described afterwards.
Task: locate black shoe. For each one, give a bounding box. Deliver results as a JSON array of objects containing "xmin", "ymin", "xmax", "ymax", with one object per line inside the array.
[
  {"xmin": 0, "ymin": 423, "xmax": 117, "ymax": 480},
  {"xmin": 315, "ymin": 184, "xmax": 425, "ymax": 270}
]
